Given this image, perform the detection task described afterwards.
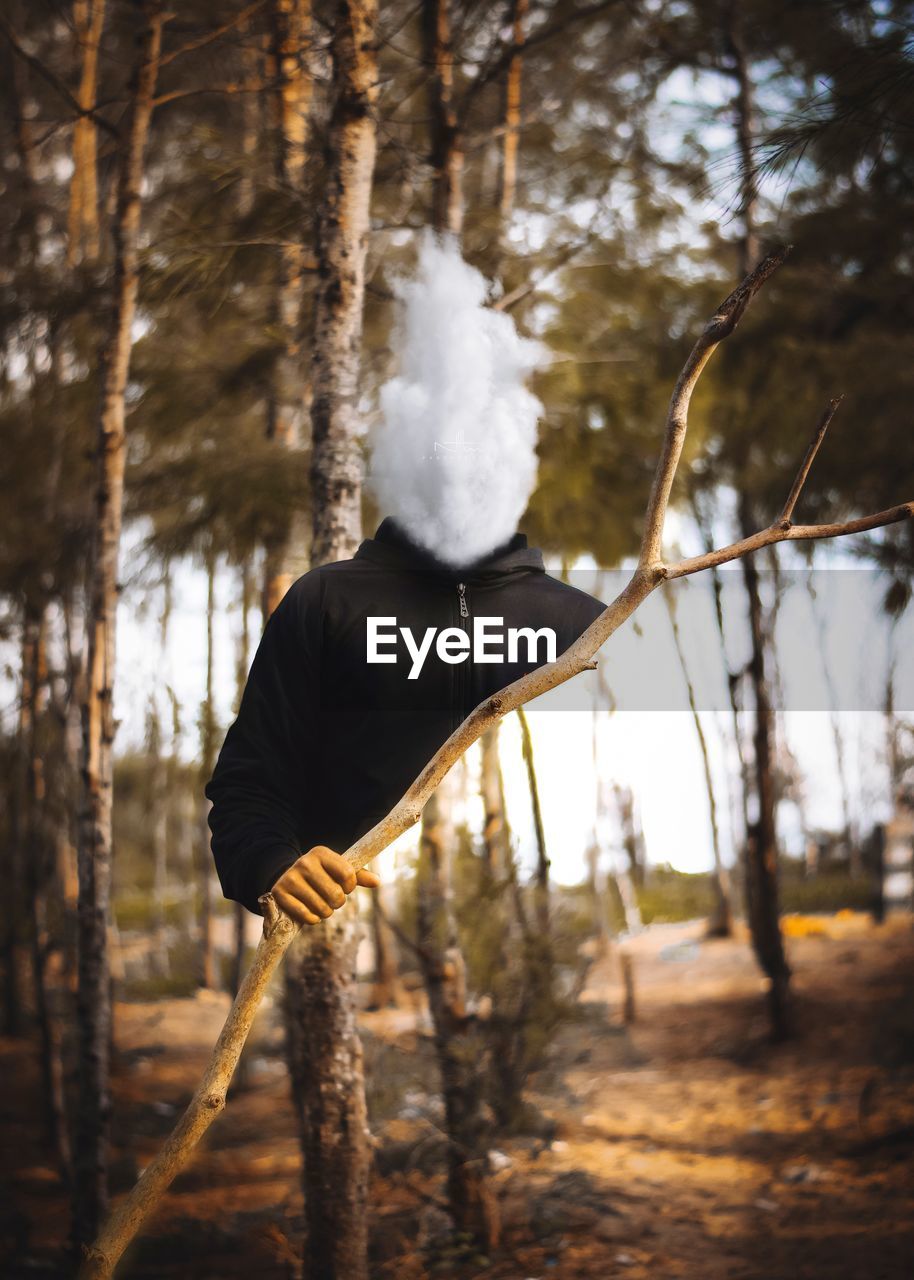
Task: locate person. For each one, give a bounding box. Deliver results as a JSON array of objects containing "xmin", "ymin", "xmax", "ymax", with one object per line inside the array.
[{"xmin": 205, "ymin": 516, "xmax": 606, "ymax": 926}]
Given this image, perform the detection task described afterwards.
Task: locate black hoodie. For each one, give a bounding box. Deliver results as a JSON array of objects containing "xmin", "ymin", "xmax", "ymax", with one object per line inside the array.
[{"xmin": 205, "ymin": 517, "xmax": 606, "ymax": 913}]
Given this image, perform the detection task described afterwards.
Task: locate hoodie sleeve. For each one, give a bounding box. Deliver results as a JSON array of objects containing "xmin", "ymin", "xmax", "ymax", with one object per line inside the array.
[{"xmin": 204, "ymin": 571, "xmax": 321, "ymax": 915}]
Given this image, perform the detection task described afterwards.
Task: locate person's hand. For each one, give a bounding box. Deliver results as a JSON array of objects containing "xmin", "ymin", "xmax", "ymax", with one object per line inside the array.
[{"xmin": 271, "ymin": 845, "xmax": 380, "ymax": 926}]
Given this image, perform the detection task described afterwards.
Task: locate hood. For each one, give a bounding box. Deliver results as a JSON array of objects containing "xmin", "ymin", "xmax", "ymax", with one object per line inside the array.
[{"xmin": 354, "ymin": 516, "xmax": 545, "ymax": 583}]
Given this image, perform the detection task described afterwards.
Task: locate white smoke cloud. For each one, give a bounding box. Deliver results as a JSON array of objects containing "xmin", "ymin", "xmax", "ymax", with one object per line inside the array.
[{"xmin": 367, "ymin": 231, "xmax": 545, "ymax": 567}]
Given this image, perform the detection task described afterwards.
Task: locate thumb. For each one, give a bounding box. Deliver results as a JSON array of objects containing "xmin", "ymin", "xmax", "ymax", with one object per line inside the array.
[{"xmin": 356, "ymin": 868, "xmax": 381, "ymax": 889}]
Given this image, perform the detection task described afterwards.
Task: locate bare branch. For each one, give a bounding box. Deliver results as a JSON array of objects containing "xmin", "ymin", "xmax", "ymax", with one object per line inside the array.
[
  {"xmin": 666, "ymin": 501, "xmax": 914, "ymax": 580},
  {"xmin": 779, "ymin": 395, "xmax": 843, "ymax": 524},
  {"xmin": 638, "ymin": 245, "xmax": 792, "ymax": 571},
  {"xmin": 153, "ymin": 78, "xmax": 274, "ymax": 107},
  {"xmin": 0, "ymin": 13, "xmax": 120, "ymax": 140},
  {"xmin": 460, "ymin": 0, "xmax": 625, "ymax": 116},
  {"xmin": 490, "ymin": 235, "xmax": 595, "ymax": 313},
  {"xmin": 159, "ymin": 1, "xmax": 268, "ymax": 68},
  {"xmin": 374, "ymin": 898, "xmax": 437, "ymax": 968}
]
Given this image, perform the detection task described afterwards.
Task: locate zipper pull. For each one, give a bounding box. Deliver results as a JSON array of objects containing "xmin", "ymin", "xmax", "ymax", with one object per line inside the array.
[{"xmin": 457, "ymin": 582, "xmax": 469, "ymax": 618}]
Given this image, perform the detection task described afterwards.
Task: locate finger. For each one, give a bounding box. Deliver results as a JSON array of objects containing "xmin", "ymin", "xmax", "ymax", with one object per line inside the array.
[
  {"xmin": 356, "ymin": 869, "xmax": 380, "ymax": 888},
  {"xmin": 274, "ymin": 889, "xmax": 321, "ymax": 927},
  {"xmin": 304, "ymin": 859, "xmax": 348, "ymax": 909},
  {"xmin": 274, "ymin": 889, "xmax": 319, "ymax": 927},
  {"xmin": 284, "ymin": 868, "xmax": 335, "ymax": 919},
  {"xmin": 316, "ymin": 848, "xmax": 358, "ymax": 894}
]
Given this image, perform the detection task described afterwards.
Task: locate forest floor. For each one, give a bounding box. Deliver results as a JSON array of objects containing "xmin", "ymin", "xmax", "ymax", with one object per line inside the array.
[{"xmin": 3, "ymin": 912, "xmax": 914, "ymax": 1279}]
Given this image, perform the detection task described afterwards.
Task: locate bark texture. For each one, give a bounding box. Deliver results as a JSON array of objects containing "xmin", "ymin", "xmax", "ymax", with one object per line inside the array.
[
  {"xmin": 418, "ymin": 779, "xmax": 497, "ymax": 1249},
  {"xmin": 73, "ymin": 3, "xmax": 164, "ymax": 1250},
  {"xmin": 423, "ymin": 0, "xmax": 463, "ymax": 236},
  {"xmin": 147, "ymin": 703, "xmax": 169, "ymax": 976},
  {"xmin": 517, "ymin": 706, "xmax": 550, "ymax": 937},
  {"xmin": 264, "ymin": 0, "xmax": 313, "ymax": 613},
  {"xmin": 23, "ymin": 606, "xmax": 72, "ymax": 1179},
  {"xmin": 480, "ymin": 725, "xmax": 531, "ymax": 1131},
  {"xmin": 67, "ymin": 0, "xmax": 106, "ymax": 266},
  {"xmin": 308, "ymin": 0, "xmax": 377, "ymax": 567},
  {"xmin": 284, "ymin": 915, "xmax": 370, "ymax": 1280},
  {"xmin": 740, "ymin": 501, "xmax": 791, "ymax": 1039},
  {"xmin": 497, "ymin": 0, "xmax": 527, "ymax": 225},
  {"xmin": 728, "ymin": 12, "xmax": 790, "ymax": 1035},
  {"xmin": 284, "ymin": 5, "xmax": 378, "ymax": 1276},
  {"xmin": 480, "ymin": 725, "xmax": 511, "ymax": 880},
  {"xmin": 366, "ymin": 886, "xmax": 398, "ymax": 1008}
]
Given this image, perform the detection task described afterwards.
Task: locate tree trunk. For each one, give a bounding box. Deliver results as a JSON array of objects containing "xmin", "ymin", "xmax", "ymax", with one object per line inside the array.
[
  {"xmin": 72, "ymin": 5, "xmax": 164, "ymax": 1249},
  {"xmin": 423, "ymin": 0, "xmax": 464, "ymax": 237},
  {"xmin": 58, "ymin": 587, "xmax": 85, "ymax": 988},
  {"xmin": 620, "ymin": 950, "xmax": 636, "ymax": 1025},
  {"xmin": 263, "ymin": 0, "xmax": 312, "ymax": 616},
  {"xmin": 727, "ymin": 17, "xmax": 760, "ymax": 278},
  {"xmin": 596, "ymin": 725, "xmax": 642, "ymax": 933},
  {"xmin": 23, "ymin": 608, "xmax": 73, "ymax": 1182},
  {"xmin": 497, "ymin": 0, "xmax": 527, "ymax": 227},
  {"xmin": 613, "ymin": 781, "xmax": 645, "ymax": 889},
  {"xmin": 230, "ymin": 559, "xmax": 254, "ymax": 998},
  {"xmin": 885, "ymin": 618, "xmax": 904, "ymax": 808},
  {"xmin": 806, "ymin": 569, "xmax": 859, "ymax": 873},
  {"xmin": 67, "ymin": 0, "xmax": 107, "ymax": 266},
  {"xmin": 689, "ymin": 490, "xmax": 752, "ymax": 882},
  {"xmin": 480, "ymin": 724, "xmax": 511, "ymax": 880},
  {"xmin": 728, "ymin": 13, "xmax": 791, "ymax": 1038},
  {"xmin": 664, "ymin": 587, "xmax": 733, "ymax": 937},
  {"xmin": 147, "ymin": 702, "xmax": 169, "ymax": 976},
  {"xmin": 481, "ymin": 725, "xmax": 527, "ymax": 937},
  {"xmin": 283, "ymin": 913, "xmax": 370, "ymax": 1279},
  {"xmin": 517, "ymin": 706, "xmax": 550, "ymax": 937},
  {"xmin": 586, "ymin": 838, "xmax": 610, "ymax": 957},
  {"xmin": 2, "ymin": 627, "xmax": 27, "ymax": 1035},
  {"xmin": 366, "ymin": 886, "xmax": 398, "ymax": 1009},
  {"xmin": 479, "ymin": 724, "xmax": 530, "ymax": 1132},
  {"xmin": 149, "ymin": 580, "xmax": 173, "ymax": 977},
  {"xmin": 197, "ymin": 549, "xmax": 217, "ymax": 990},
  {"xmin": 739, "ymin": 498, "xmax": 791, "ymax": 1040},
  {"xmin": 284, "ymin": 5, "xmax": 378, "ymax": 1275},
  {"xmin": 308, "ymin": 0, "xmax": 377, "ymax": 568},
  {"xmin": 417, "ymin": 779, "xmax": 497, "ymax": 1251},
  {"xmin": 1, "ymin": 0, "xmax": 49, "ymax": 1040}
]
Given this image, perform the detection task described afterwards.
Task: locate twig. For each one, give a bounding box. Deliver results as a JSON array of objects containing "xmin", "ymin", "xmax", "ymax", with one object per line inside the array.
[
  {"xmin": 374, "ymin": 898, "xmax": 436, "ymax": 968},
  {"xmin": 153, "ymin": 78, "xmax": 275, "ymax": 107},
  {"xmin": 0, "ymin": 14, "xmax": 120, "ymax": 139},
  {"xmin": 80, "ymin": 248, "xmax": 914, "ymax": 1277},
  {"xmin": 639, "ymin": 245, "xmax": 792, "ymax": 572},
  {"xmin": 665, "ymin": 501, "xmax": 914, "ymax": 579},
  {"xmin": 158, "ymin": 1, "xmax": 268, "ymax": 68},
  {"xmin": 779, "ymin": 395, "xmax": 843, "ymax": 524}
]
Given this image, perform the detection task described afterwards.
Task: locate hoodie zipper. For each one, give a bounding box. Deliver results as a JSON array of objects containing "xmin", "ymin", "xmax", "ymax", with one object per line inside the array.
[{"xmin": 456, "ymin": 582, "xmax": 470, "ymax": 729}]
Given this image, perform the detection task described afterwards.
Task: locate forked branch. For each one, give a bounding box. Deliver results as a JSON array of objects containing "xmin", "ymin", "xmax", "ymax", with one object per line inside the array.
[{"xmin": 80, "ymin": 249, "xmax": 914, "ymax": 1278}]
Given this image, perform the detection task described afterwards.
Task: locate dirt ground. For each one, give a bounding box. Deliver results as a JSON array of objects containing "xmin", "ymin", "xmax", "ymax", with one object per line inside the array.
[{"xmin": 3, "ymin": 913, "xmax": 913, "ymax": 1279}]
